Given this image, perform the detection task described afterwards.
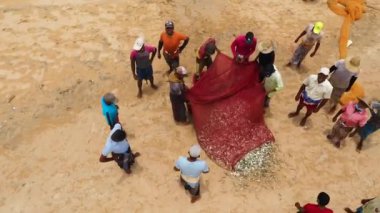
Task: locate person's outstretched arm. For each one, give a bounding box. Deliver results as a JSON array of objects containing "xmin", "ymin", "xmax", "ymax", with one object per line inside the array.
[
  {"xmin": 230, "ymin": 38, "xmax": 238, "ymax": 58},
  {"xmin": 310, "ymin": 41, "xmax": 320, "ymax": 57},
  {"xmin": 179, "ymin": 37, "xmax": 189, "ymax": 53},
  {"xmin": 158, "ymin": 40, "xmax": 163, "ymax": 59},
  {"xmin": 294, "ymin": 31, "xmax": 306, "ymax": 43}
]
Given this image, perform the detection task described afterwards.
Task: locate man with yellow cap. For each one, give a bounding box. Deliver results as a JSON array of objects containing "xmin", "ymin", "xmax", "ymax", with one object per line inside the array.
[{"xmin": 287, "ymin": 21, "xmax": 324, "ymax": 68}]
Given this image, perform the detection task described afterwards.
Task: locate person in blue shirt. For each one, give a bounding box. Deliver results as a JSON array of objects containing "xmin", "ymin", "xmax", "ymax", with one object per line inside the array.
[
  {"xmin": 99, "ymin": 123, "xmax": 140, "ymax": 174},
  {"xmin": 101, "ymin": 93, "xmax": 119, "ymax": 129},
  {"xmin": 174, "ymin": 144, "xmax": 209, "ymax": 203}
]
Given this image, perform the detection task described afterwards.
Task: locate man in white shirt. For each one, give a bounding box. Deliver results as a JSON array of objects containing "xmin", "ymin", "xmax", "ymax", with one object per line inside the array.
[
  {"xmin": 99, "ymin": 123, "xmax": 140, "ymax": 174},
  {"xmin": 288, "ymin": 67, "xmax": 333, "ymax": 126},
  {"xmin": 174, "ymin": 144, "xmax": 209, "ymax": 203}
]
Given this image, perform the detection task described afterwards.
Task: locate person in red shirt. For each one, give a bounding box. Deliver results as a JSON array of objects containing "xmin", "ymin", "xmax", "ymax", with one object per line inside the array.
[
  {"xmin": 295, "ymin": 192, "xmax": 334, "ymax": 213},
  {"xmin": 230, "ymin": 31, "xmax": 257, "ymax": 63}
]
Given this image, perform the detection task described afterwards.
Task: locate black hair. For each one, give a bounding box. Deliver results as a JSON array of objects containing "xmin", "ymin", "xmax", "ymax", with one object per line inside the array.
[
  {"xmin": 317, "ymin": 192, "xmax": 330, "ymax": 206},
  {"xmin": 111, "ymin": 129, "xmax": 126, "ymax": 142},
  {"xmin": 245, "ymin": 32, "xmax": 254, "ymax": 40}
]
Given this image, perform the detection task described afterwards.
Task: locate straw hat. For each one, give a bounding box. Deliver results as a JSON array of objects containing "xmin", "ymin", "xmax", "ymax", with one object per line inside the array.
[
  {"xmin": 258, "ymin": 40, "xmax": 276, "ymax": 54},
  {"xmin": 345, "ymin": 56, "xmax": 361, "ymax": 73}
]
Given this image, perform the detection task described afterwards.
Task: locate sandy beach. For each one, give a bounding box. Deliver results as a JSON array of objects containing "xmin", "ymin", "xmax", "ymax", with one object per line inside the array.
[{"xmin": 0, "ymin": 0, "xmax": 379, "ymax": 212}]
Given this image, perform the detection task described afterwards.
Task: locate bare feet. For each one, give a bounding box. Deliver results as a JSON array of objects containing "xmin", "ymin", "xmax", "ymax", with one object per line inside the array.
[
  {"xmin": 137, "ymin": 91, "xmax": 142, "ymax": 98},
  {"xmin": 151, "ymin": 84, "xmax": 158, "ymax": 90},
  {"xmin": 327, "ymin": 134, "xmax": 333, "ymax": 140},
  {"xmin": 124, "ymin": 168, "xmax": 132, "ymax": 174},
  {"xmin": 286, "ymin": 62, "xmax": 292, "ymax": 67},
  {"xmin": 191, "ymin": 196, "xmax": 201, "ymax": 203},
  {"xmin": 288, "ymin": 112, "xmax": 299, "ymax": 118},
  {"xmin": 300, "ymin": 117, "xmax": 307, "ymax": 126}
]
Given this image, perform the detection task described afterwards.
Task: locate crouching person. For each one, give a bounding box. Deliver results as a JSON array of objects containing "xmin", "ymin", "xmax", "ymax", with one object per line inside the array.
[
  {"xmin": 99, "ymin": 123, "xmax": 140, "ymax": 174},
  {"xmin": 174, "ymin": 144, "xmax": 209, "ymax": 203}
]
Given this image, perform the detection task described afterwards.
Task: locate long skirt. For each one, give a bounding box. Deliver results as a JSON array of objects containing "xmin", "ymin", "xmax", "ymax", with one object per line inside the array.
[
  {"xmin": 170, "ymin": 93, "xmax": 187, "ymax": 122},
  {"xmin": 290, "ymin": 42, "xmax": 313, "ymax": 65},
  {"xmin": 329, "ymin": 120, "xmax": 353, "ymax": 144}
]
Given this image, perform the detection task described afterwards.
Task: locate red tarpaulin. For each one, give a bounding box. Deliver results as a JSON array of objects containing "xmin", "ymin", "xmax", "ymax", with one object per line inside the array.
[{"xmin": 187, "ymin": 53, "xmax": 275, "ymax": 170}]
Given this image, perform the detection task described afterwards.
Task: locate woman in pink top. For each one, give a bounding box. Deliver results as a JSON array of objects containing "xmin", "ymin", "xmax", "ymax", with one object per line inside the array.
[{"xmin": 327, "ymin": 100, "xmax": 368, "ymax": 148}]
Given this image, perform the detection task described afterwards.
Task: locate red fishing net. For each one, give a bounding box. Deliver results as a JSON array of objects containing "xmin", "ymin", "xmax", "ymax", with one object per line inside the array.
[{"xmin": 187, "ymin": 53, "xmax": 275, "ymax": 170}]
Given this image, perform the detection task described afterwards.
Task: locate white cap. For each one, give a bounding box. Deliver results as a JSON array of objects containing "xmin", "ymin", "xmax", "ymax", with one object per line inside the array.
[
  {"xmin": 176, "ymin": 66, "xmax": 187, "ymax": 75},
  {"xmin": 133, "ymin": 37, "xmax": 144, "ymax": 50},
  {"xmin": 319, "ymin": 67, "xmax": 330, "ymax": 76},
  {"xmin": 189, "ymin": 144, "xmax": 201, "ymax": 158}
]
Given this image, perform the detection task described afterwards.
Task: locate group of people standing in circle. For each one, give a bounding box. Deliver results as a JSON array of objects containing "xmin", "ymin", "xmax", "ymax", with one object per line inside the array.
[{"xmin": 96, "ymin": 19, "xmax": 380, "ymax": 206}]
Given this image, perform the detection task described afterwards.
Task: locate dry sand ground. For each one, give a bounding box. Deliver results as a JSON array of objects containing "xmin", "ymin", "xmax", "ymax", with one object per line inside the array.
[{"xmin": 0, "ymin": 0, "xmax": 379, "ymax": 212}]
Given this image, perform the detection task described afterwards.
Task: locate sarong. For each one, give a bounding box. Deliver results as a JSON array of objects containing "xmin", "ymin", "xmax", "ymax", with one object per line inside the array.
[{"xmin": 170, "ymin": 93, "xmax": 187, "ymax": 122}]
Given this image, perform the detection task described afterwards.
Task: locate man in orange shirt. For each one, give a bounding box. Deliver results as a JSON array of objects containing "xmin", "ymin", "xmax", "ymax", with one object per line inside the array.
[{"xmin": 158, "ymin": 20, "xmax": 190, "ymax": 75}]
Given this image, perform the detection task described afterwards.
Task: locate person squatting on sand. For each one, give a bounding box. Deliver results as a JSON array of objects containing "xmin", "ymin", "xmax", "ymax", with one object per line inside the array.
[
  {"xmin": 168, "ymin": 66, "xmax": 189, "ymax": 124},
  {"xmin": 130, "ymin": 37, "xmax": 158, "ymax": 98},
  {"xmin": 288, "ymin": 67, "xmax": 333, "ymax": 126},
  {"xmin": 327, "ymin": 99, "xmax": 368, "ymax": 148},
  {"xmin": 99, "ymin": 123, "xmax": 140, "ymax": 174},
  {"xmin": 327, "ymin": 56, "xmax": 360, "ymax": 113},
  {"xmin": 287, "ymin": 21, "xmax": 324, "ymax": 68},
  {"xmin": 261, "ymin": 64, "xmax": 283, "ymax": 108},
  {"xmin": 158, "ymin": 20, "xmax": 189, "ymax": 75},
  {"xmin": 349, "ymin": 100, "xmax": 380, "ymax": 152},
  {"xmin": 101, "ymin": 92, "xmax": 119, "ymax": 129},
  {"xmin": 194, "ymin": 38, "xmax": 219, "ymax": 82},
  {"xmin": 174, "ymin": 144, "xmax": 209, "ymax": 203},
  {"xmin": 295, "ymin": 192, "xmax": 333, "ymax": 213},
  {"xmin": 230, "ymin": 31, "xmax": 257, "ymax": 63},
  {"xmin": 344, "ymin": 196, "xmax": 380, "ymax": 213}
]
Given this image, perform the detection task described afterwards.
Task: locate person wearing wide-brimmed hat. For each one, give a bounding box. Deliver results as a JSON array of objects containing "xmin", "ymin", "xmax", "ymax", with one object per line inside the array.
[
  {"xmin": 287, "ymin": 21, "xmax": 324, "ymax": 68},
  {"xmin": 327, "ymin": 98, "xmax": 368, "ymax": 148},
  {"xmin": 174, "ymin": 144, "xmax": 209, "ymax": 203},
  {"xmin": 99, "ymin": 123, "xmax": 140, "ymax": 174},
  {"xmin": 168, "ymin": 66, "xmax": 189, "ymax": 123},
  {"xmin": 256, "ymin": 40, "xmax": 276, "ymax": 82},
  {"xmin": 101, "ymin": 92, "xmax": 119, "ymax": 129},
  {"xmin": 130, "ymin": 37, "xmax": 158, "ymax": 98},
  {"xmin": 328, "ymin": 56, "xmax": 361, "ymax": 113},
  {"xmin": 349, "ymin": 100, "xmax": 380, "ymax": 152},
  {"xmin": 158, "ymin": 20, "xmax": 189, "ymax": 75},
  {"xmin": 288, "ymin": 67, "xmax": 333, "ymax": 126}
]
